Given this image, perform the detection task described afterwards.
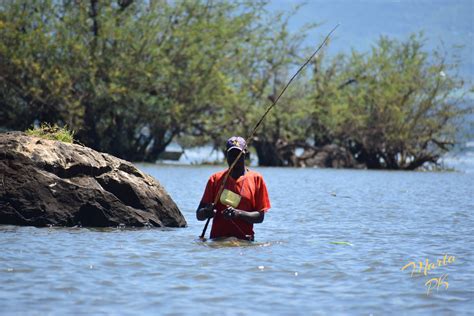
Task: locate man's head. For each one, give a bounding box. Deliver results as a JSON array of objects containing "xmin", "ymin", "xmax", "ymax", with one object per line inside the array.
[
  {"xmin": 225, "ymin": 136, "xmax": 247, "ymax": 167},
  {"xmin": 226, "ymin": 136, "xmax": 247, "ymax": 153}
]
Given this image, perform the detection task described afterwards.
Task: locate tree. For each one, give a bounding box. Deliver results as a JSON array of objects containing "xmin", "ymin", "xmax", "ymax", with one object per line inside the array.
[
  {"xmin": 0, "ymin": 0, "xmax": 274, "ymax": 161},
  {"xmin": 310, "ymin": 33, "xmax": 472, "ymax": 169},
  {"xmin": 3, "ymin": 2, "xmax": 468, "ymax": 169},
  {"xmin": 0, "ymin": 0, "xmax": 85, "ymax": 130},
  {"xmin": 204, "ymin": 5, "xmax": 317, "ymax": 166}
]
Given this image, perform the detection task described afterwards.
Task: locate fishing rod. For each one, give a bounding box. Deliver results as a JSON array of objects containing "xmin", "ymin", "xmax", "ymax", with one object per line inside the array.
[{"xmin": 199, "ymin": 24, "xmax": 340, "ymax": 240}]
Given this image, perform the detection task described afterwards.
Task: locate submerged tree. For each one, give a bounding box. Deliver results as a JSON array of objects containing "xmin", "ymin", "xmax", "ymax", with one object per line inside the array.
[
  {"xmin": 218, "ymin": 6, "xmax": 317, "ymax": 166},
  {"xmin": 1, "ymin": 1, "xmax": 470, "ymax": 168},
  {"xmin": 310, "ymin": 34, "xmax": 471, "ymax": 169},
  {"xmin": 0, "ymin": 0, "xmax": 280, "ymax": 161}
]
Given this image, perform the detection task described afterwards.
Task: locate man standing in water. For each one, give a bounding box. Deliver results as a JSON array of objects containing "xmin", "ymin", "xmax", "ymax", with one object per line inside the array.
[{"xmin": 196, "ymin": 136, "xmax": 271, "ymax": 241}]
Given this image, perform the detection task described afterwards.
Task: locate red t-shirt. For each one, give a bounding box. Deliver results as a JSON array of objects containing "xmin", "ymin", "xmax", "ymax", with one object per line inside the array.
[{"xmin": 200, "ymin": 169, "xmax": 271, "ymax": 240}]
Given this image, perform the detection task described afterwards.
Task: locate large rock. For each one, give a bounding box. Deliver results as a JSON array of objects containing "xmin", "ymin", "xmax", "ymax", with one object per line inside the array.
[{"xmin": 0, "ymin": 132, "xmax": 187, "ymax": 228}]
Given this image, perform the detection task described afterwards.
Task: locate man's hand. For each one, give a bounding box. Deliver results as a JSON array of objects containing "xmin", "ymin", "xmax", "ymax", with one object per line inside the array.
[
  {"xmin": 203, "ymin": 204, "xmax": 216, "ymax": 218},
  {"xmin": 223, "ymin": 206, "xmax": 241, "ymax": 219},
  {"xmin": 196, "ymin": 203, "xmax": 216, "ymax": 221}
]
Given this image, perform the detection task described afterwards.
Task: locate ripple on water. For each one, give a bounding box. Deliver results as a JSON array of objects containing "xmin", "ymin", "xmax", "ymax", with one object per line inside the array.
[{"xmin": 1, "ymin": 167, "xmax": 473, "ymax": 314}]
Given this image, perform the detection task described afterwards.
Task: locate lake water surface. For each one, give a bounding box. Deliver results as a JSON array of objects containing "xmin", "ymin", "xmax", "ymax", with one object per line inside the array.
[{"xmin": 1, "ymin": 165, "xmax": 473, "ymax": 315}]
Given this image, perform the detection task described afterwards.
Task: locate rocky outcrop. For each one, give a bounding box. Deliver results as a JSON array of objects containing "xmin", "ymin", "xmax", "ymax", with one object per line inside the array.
[{"xmin": 0, "ymin": 132, "xmax": 187, "ymax": 228}]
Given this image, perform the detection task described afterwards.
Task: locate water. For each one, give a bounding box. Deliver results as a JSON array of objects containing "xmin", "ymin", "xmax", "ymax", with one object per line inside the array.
[{"xmin": 1, "ymin": 165, "xmax": 473, "ymax": 315}]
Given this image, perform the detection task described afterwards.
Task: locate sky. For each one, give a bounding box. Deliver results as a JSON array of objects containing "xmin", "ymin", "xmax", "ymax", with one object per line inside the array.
[{"xmin": 267, "ymin": 0, "xmax": 474, "ymax": 82}]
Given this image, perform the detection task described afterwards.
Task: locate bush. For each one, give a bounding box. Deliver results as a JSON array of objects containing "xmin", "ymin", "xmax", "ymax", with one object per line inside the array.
[
  {"xmin": 310, "ymin": 34, "xmax": 471, "ymax": 170},
  {"xmin": 26, "ymin": 123, "xmax": 75, "ymax": 143}
]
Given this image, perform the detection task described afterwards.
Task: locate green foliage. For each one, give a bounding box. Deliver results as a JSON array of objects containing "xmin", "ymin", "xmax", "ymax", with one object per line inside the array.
[
  {"xmin": 208, "ymin": 6, "xmax": 318, "ymax": 165},
  {"xmin": 0, "ymin": 1, "xmax": 470, "ymax": 169},
  {"xmin": 310, "ymin": 33, "xmax": 471, "ymax": 169},
  {"xmin": 26, "ymin": 123, "xmax": 75, "ymax": 143},
  {"xmin": 0, "ymin": 0, "xmax": 279, "ymax": 161}
]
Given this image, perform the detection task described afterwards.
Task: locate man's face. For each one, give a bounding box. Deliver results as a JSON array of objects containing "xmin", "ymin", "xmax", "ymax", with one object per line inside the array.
[{"xmin": 226, "ymin": 148, "xmax": 245, "ymax": 166}]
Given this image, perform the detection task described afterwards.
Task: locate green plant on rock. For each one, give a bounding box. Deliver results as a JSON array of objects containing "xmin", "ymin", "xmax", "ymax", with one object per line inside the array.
[{"xmin": 26, "ymin": 123, "xmax": 75, "ymax": 143}]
